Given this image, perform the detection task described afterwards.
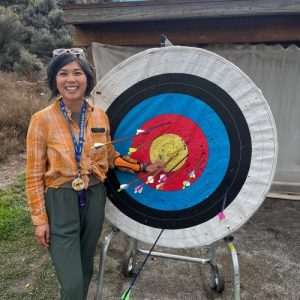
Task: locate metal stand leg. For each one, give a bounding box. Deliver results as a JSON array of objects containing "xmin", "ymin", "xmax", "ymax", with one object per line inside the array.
[
  {"xmin": 224, "ymin": 236, "xmax": 240, "ymax": 300},
  {"xmin": 95, "ymin": 226, "xmax": 120, "ymax": 300},
  {"xmin": 211, "ymin": 242, "xmax": 217, "ymax": 265},
  {"xmin": 209, "ymin": 242, "xmax": 225, "ymax": 293}
]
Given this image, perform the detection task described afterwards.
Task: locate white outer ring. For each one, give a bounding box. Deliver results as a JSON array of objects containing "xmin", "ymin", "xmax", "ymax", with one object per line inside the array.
[{"xmin": 92, "ymin": 46, "xmax": 278, "ymax": 248}]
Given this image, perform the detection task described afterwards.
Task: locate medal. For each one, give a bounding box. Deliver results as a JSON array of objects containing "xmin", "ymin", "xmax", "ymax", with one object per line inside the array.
[{"xmin": 72, "ymin": 176, "xmax": 85, "ymax": 191}]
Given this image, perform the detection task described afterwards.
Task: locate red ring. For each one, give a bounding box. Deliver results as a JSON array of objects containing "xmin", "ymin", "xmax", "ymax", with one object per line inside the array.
[{"xmin": 131, "ymin": 114, "xmax": 208, "ymax": 191}]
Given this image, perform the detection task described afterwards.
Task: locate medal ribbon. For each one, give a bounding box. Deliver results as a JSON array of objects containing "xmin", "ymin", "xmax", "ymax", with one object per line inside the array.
[{"xmin": 60, "ymin": 100, "xmax": 86, "ymax": 172}]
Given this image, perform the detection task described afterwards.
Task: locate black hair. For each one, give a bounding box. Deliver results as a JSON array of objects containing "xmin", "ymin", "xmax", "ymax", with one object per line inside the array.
[{"xmin": 47, "ymin": 53, "xmax": 94, "ymax": 100}]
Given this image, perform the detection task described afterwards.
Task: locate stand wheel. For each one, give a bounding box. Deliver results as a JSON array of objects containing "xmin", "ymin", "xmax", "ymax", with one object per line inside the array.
[
  {"xmin": 210, "ymin": 264, "xmax": 225, "ymax": 292},
  {"xmin": 122, "ymin": 249, "xmax": 138, "ymax": 277}
]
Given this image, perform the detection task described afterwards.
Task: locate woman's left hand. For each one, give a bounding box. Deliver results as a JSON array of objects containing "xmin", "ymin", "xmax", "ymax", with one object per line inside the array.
[{"xmin": 143, "ymin": 161, "xmax": 165, "ymax": 173}]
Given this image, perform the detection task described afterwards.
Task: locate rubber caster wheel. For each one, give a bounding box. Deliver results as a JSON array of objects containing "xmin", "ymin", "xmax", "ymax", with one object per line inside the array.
[
  {"xmin": 122, "ymin": 250, "xmax": 138, "ymax": 277},
  {"xmin": 210, "ymin": 264, "xmax": 225, "ymax": 293}
]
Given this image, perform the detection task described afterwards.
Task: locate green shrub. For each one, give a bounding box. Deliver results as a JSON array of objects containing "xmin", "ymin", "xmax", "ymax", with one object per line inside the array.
[
  {"xmin": 13, "ymin": 48, "xmax": 44, "ymax": 75},
  {"xmin": 0, "ymin": 0, "xmax": 73, "ymax": 74},
  {"xmin": 0, "ymin": 6, "xmax": 24, "ymax": 71}
]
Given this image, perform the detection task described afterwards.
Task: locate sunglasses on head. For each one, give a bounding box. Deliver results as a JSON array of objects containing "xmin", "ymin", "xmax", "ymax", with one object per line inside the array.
[{"xmin": 52, "ymin": 48, "xmax": 85, "ymax": 58}]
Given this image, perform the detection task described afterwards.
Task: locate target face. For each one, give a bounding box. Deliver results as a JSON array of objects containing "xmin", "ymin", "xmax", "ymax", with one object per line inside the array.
[{"xmin": 92, "ymin": 46, "xmax": 277, "ymax": 248}]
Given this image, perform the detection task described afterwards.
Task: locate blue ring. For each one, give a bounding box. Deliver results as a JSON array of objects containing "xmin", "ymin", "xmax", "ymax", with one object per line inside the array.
[{"xmin": 113, "ymin": 93, "xmax": 230, "ymax": 211}]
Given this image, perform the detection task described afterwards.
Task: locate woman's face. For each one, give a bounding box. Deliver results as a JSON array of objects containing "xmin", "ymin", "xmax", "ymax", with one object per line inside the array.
[{"xmin": 55, "ymin": 61, "xmax": 87, "ymax": 103}]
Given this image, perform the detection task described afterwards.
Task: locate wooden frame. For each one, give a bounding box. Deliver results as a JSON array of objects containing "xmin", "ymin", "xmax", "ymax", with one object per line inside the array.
[{"xmin": 62, "ymin": 0, "xmax": 300, "ymax": 46}]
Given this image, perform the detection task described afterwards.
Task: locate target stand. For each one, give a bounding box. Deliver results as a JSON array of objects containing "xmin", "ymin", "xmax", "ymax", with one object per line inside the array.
[
  {"xmin": 91, "ymin": 45, "xmax": 277, "ymax": 300},
  {"xmin": 95, "ymin": 226, "xmax": 240, "ymax": 300}
]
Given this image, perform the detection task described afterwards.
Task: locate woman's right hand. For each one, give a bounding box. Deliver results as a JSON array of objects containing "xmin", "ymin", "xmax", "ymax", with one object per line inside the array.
[{"xmin": 35, "ymin": 223, "xmax": 50, "ymax": 248}]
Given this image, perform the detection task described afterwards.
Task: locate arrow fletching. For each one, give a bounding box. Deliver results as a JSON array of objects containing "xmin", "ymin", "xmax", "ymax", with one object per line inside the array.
[
  {"xmin": 155, "ymin": 183, "xmax": 164, "ymax": 190},
  {"xmin": 188, "ymin": 170, "xmax": 196, "ymax": 178},
  {"xmin": 128, "ymin": 147, "xmax": 137, "ymax": 155},
  {"xmin": 93, "ymin": 142, "xmax": 105, "ymax": 149},
  {"xmin": 118, "ymin": 184, "xmax": 129, "ymax": 192},
  {"xmin": 136, "ymin": 129, "xmax": 145, "ymax": 135},
  {"xmin": 182, "ymin": 180, "xmax": 191, "ymax": 189},
  {"xmin": 134, "ymin": 185, "xmax": 144, "ymax": 193},
  {"xmin": 121, "ymin": 288, "xmax": 131, "ymax": 300},
  {"xmin": 218, "ymin": 211, "xmax": 226, "ymax": 221},
  {"xmin": 146, "ymin": 176, "xmax": 154, "ymax": 184}
]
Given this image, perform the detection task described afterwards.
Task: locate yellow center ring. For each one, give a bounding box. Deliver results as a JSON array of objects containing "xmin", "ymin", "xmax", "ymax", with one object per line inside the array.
[{"xmin": 150, "ymin": 134, "xmax": 188, "ymax": 171}]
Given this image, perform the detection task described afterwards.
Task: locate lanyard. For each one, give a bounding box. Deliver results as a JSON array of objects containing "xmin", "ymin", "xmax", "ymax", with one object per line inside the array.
[{"xmin": 60, "ymin": 100, "xmax": 86, "ymax": 172}]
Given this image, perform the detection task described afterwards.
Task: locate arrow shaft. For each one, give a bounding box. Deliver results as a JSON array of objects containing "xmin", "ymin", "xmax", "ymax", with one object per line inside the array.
[
  {"xmin": 157, "ymin": 157, "xmax": 189, "ymax": 189},
  {"xmin": 101, "ymin": 122, "xmax": 172, "ymax": 149},
  {"xmin": 193, "ymin": 153, "xmax": 205, "ymax": 173},
  {"xmin": 122, "ymin": 229, "xmax": 164, "ymax": 299},
  {"xmin": 142, "ymin": 121, "xmax": 170, "ymax": 133}
]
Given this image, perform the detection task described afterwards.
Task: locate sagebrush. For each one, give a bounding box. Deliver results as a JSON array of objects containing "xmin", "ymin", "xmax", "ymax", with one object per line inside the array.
[{"xmin": 0, "ymin": 71, "xmax": 49, "ymax": 161}]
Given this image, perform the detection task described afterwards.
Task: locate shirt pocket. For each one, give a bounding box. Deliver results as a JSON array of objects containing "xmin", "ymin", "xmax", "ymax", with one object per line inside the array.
[{"xmin": 90, "ymin": 127, "xmax": 108, "ymax": 145}]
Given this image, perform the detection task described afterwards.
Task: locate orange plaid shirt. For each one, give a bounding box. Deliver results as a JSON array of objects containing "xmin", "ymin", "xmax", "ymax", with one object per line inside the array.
[{"xmin": 26, "ymin": 99, "xmax": 119, "ymax": 225}]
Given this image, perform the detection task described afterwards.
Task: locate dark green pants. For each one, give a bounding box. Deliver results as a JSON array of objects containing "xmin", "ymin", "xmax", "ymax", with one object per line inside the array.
[{"xmin": 45, "ymin": 184, "xmax": 106, "ymax": 300}]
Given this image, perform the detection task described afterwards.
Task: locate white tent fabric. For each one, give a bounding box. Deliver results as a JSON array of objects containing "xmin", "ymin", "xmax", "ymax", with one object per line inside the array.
[
  {"xmin": 91, "ymin": 42, "xmax": 300, "ymax": 189},
  {"xmin": 91, "ymin": 43, "xmax": 147, "ymax": 83}
]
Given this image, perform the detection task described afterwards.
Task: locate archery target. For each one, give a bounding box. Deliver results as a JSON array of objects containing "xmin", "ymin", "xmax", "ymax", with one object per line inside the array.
[{"xmin": 91, "ymin": 46, "xmax": 277, "ymax": 248}]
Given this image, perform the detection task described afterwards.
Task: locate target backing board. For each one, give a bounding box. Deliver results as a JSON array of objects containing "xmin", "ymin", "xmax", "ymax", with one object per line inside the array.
[{"xmin": 92, "ymin": 46, "xmax": 278, "ymax": 248}]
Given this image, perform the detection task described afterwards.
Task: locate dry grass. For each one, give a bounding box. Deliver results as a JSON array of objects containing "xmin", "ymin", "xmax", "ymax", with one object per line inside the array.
[{"xmin": 0, "ymin": 72, "xmax": 49, "ymax": 161}]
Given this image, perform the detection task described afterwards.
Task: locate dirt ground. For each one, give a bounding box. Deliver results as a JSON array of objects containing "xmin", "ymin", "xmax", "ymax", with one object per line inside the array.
[
  {"xmin": 0, "ymin": 153, "xmax": 26, "ymax": 189},
  {"xmin": 1, "ymin": 155, "xmax": 299, "ymax": 300},
  {"xmin": 87, "ymin": 198, "xmax": 299, "ymax": 300}
]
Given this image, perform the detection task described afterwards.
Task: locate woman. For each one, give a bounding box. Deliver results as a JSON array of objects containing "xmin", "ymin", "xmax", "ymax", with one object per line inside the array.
[{"xmin": 26, "ymin": 48, "xmax": 161, "ymax": 300}]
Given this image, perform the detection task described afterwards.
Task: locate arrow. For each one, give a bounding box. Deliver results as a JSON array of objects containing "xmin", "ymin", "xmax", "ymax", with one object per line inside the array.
[
  {"xmin": 140, "ymin": 121, "xmax": 170, "ymax": 134},
  {"xmin": 218, "ymin": 192, "xmax": 228, "ymax": 222},
  {"xmin": 127, "ymin": 137, "xmax": 156, "ymax": 156},
  {"xmin": 117, "ymin": 173, "xmax": 148, "ymax": 192},
  {"xmin": 184, "ymin": 153, "xmax": 206, "ymax": 187},
  {"xmin": 121, "ymin": 229, "xmax": 164, "ymax": 300},
  {"xmin": 189, "ymin": 152, "xmax": 205, "ymax": 178},
  {"xmin": 119, "ymin": 149, "xmax": 183, "ymax": 193},
  {"xmin": 93, "ymin": 135, "xmax": 142, "ymax": 149},
  {"xmin": 156, "ymin": 155, "xmax": 189, "ymax": 190},
  {"xmin": 126, "ymin": 154, "xmax": 178, "ymax": 193},
  {"xmin": 93, "ymin": 122, "xmax": 171, "ymax": 149}
]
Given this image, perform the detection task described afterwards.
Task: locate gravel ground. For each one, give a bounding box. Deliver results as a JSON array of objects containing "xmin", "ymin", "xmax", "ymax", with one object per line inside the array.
[{"xmin": 88, "ymin": 198, "xmax": 300, "ymax": 300}]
